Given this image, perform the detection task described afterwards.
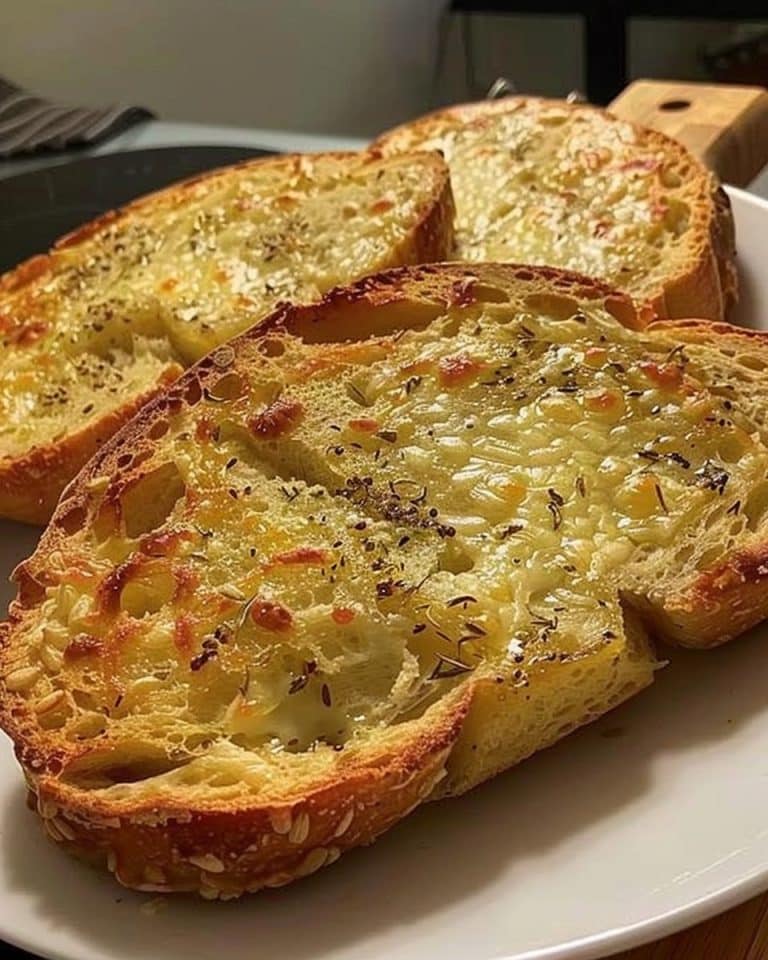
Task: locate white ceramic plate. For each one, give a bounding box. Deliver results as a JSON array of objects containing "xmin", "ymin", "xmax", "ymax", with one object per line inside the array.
[{"xmin": 1, "ymin": 186, "xmax": 767, "ymax": 960}]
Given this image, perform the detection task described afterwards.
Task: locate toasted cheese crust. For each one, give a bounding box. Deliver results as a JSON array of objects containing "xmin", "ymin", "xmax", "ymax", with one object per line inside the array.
[
  {"xmin": 374, "ymin": 97, "xmax": 736, "ymax": 323},
  {"xmin": 4, "ymin": 263, "xmax": 768, "ymax": 898},
  {"xmin": 0, "ymin": 150, "xmax": 454, "ymax": 524}
]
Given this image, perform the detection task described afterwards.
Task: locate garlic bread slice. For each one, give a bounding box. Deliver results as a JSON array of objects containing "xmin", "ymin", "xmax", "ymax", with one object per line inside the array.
[
  {"xmin": 0, "ymin": 150, "xmax": 453, "ymax": 523},
  {"xmin": 374, "ymin": 98, "xmax": 736, "ymax": 323},
  {"xmin": 5, "ymin": 263, "xmax": 768, "ymax": 898}
]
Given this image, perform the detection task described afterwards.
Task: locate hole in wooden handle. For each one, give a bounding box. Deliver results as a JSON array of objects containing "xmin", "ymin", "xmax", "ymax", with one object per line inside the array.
[{"xmin": 659, "ymin": 99, "xmax": 691, "ymax": 112}]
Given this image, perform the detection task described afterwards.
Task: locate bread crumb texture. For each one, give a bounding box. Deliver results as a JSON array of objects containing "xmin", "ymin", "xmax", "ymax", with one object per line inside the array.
[{"xmin": 375, "ymin": 97, "xmax": 733, "ymax": 320}]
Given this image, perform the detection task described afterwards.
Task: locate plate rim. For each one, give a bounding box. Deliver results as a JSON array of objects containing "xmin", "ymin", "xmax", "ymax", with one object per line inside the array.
[
  {"xmin": 498, "ymin": 183, "xmax": 768, "ymax": 960},
  {"xmin": 727, "ymin": 182, "xmax": 768, "ymax": 210}
]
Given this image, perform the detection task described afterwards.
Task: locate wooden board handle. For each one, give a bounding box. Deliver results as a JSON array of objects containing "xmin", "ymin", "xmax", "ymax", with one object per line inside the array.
[{"xmin": 609, "ymin": 80, "xmax": 768, "ymax": 188}]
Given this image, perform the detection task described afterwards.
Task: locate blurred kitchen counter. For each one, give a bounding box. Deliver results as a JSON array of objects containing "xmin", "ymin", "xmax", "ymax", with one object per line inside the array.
[{"xmin": 0, "ymin": 120, "xmax": 366, "ymax": 182}]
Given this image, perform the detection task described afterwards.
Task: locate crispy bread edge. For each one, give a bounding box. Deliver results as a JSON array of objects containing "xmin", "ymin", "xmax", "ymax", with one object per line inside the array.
[
  {"xmin": 639, "ymin": 317, "xmax": 768, "ymax": 646},
  {"xmin": 22, "ymin": 688, "xmax": 471, "ymax": 896}
]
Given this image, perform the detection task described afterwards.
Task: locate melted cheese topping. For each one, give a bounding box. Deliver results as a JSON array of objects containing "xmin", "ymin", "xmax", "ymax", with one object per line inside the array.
[
  {"xmin": 389, "ymin": 101, "xmax": 699, "ymax": 301},
  {"xmin": 10, "ymin": 295, "xmax": 767, "ymax": 797}
]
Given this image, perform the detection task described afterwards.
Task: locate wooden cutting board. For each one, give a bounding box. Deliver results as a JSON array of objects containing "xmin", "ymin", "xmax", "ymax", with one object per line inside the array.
[
  {"xmin": 606, "ymin": 78, "xmax": 768, "ymax": 959},
  {"xmin": 609, "ymin": 79, "xmax": 768, "ymax": 188}
]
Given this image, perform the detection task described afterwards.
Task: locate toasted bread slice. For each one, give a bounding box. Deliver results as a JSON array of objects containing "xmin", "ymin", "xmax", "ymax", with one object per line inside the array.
[
  {"xmin": 374, "ymin": 97, "xmax": 736, "ymax": 323},
  {"xmin": 6, "ymin": 262, "xmax": 768, "ymax": 898},
  {"xmin": 624, "ymin": 317, "xmax": 768, "ymax": 646},
  {"xmin": 0, "ymin": 150, "xmax": 454, "ymax": 524}
]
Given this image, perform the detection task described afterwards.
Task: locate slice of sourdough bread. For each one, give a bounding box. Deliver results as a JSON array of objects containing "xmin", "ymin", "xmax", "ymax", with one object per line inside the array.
[
  {"xmin": 374, "ymin": 97, "xmax": 737, "ymax": 324},
  {"xmin": 0, "ymin": 150, "xmax": 454, "ymax": 524},
  {"xmin": 4, "ymin": 262, "xmax": 768, "ymax": 899}
]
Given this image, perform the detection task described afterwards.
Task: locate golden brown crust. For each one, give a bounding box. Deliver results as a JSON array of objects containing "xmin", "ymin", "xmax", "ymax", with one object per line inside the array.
[
  {"xmin": 373, "ymin": 96, "xmax": 735, "ymax": 325},
  {"xmin": 258, "ymin": 261, "xmax": 649, "ymax": 340},
  {"xmin": 651, "ymin": 241, "xmax": 721, "ymax": 322},
  {"xmin": 11, "ymin": 150, "xmax": 447, "ymax": 299},
  {"xmin": 27, "ymin": 691, "xmax": 470, "ymax": 896},
  {"xmin": 711, "ymin": 186, "xmax": 738, "ymax": 317},
  {"xmin": 408, "ymin": 171, "xmax": 457, "ymax": 263},
  {"xmin": 0, "ymin": 253, "xmax": 52, "ymax": 294},
  {"xmin": 646, "ymin": 544, "xmax": 768, "ymax": 649},
  {"xmin": 648, "ymin": 316, "xmax": 761, "ymax": 341}
]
